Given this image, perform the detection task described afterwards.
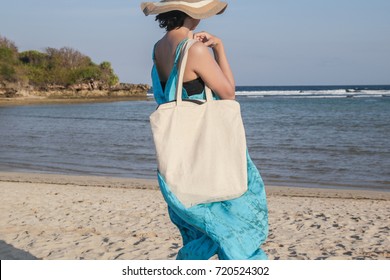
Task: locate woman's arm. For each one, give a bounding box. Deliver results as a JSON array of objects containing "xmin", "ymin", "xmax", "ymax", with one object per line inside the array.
[
  {"xmin": 186, "ymin": 32, "xmax": 235, "ymax": 100},
  {"xmin": 195, "ymin": 32, "xmax": 235, "ymax": 91}
]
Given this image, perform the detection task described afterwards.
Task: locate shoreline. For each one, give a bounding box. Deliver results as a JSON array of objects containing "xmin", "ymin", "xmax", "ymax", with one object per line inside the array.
[
  {"xmin": 1, "ymin": 171, "xmax": 389, "ymax": 260},
  {"xmin": 1, "ymin": 171, "xmax": 389, "ymax": 200},
  {"xmin": 0, "ymin": 96, "xmax": 152, "ymax": 106}
]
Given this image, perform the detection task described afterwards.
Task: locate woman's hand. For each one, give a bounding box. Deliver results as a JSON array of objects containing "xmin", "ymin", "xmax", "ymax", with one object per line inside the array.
[
  {"xmin": 193, "ymin": 32, "xmax": 222, "ymax": 49},
  {"xmin": 189, "ymin": 31, "xmax": 235, "ymax": 99}
]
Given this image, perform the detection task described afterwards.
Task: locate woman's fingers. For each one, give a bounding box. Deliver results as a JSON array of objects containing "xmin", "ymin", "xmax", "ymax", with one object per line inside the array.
[
  {"xmin": 194, "ymin": 32, "xmax": 211, "ymax": 41},
  {"xmin": 194, "ymin": 32, "xmax": 219, "ymax": 48},
  {"xmin": 204, "ymin": 39, "xmax": 216, "ymax": 48}
]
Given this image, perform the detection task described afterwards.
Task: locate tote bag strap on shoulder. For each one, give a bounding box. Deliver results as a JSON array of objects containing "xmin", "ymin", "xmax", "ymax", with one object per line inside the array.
[{"xmin": 176, "ymin": 40, "xmax": 214, "ymax": 104}]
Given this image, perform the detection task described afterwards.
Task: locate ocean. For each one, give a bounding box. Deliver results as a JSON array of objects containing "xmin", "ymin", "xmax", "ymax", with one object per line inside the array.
[{"xmin": 0, "ymin": 85, "xmax": 389, "ymax": 191}]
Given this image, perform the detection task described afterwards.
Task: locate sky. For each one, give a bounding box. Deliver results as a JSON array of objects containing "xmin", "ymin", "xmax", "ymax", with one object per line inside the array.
[{"xmin": 1, "ymin": 0, "xmax": 389, "ymax": 86}]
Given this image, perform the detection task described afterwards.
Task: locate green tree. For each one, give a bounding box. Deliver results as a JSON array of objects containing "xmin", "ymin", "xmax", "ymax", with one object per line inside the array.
[
  {"xmin": 46, "ymin": 47, "xmax": 92, "ymax": 69},
  {"xmin": 19, "ymin": 50, "xmax": 49, "ymax": 67},
  {"xmin": 100, "ymin": 61, "xmax": 119, "ymax": 86},
  {"xmin": 1, "ymin": 35, "xmax": 122, "ymax": 88},
  {"xmin": 0, "ymin": 35, "xmax": 20, "ymax": 82}
]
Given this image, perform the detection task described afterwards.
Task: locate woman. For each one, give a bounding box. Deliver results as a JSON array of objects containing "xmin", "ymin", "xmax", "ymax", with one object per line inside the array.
[{"xmin": 141, "ymin": 0, "xmax": 268, "ymax": 260}]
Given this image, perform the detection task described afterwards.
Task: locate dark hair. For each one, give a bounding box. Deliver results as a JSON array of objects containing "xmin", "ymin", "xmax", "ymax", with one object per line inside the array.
[{"xmin": 155, "ymin": 10, "xmax": 188, "ymax": 31}]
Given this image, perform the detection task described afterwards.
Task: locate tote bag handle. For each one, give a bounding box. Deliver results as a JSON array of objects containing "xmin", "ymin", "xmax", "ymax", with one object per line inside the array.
[{"xmin": 176, "ymin": 39, "xmax": 214, "ymax": 104}]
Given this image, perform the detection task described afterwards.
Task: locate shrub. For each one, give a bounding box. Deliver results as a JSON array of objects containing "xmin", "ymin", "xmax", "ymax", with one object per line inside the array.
[
  {"xmin": 100, "ymin": 61, "xmax": 119, "ymax": 86},
  {"xmin": 1, "ymin": 35, "xmax": 121, "ymax": 88},
  {"xmin": 0, "ymin": 64, "xmax": 17, "ymax": 81},
  {"xmin": 19, "ymin": 50, "xmax": 49, "ymax": 67}
]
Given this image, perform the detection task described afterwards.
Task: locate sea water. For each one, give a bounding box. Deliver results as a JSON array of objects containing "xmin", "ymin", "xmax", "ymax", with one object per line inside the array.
[{"xmin": 0, "ymin": 85, "xmax": 389, "ymax": 191}]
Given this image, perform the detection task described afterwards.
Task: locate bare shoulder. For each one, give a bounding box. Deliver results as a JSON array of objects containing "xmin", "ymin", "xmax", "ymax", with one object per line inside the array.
[{"xmin": 188, "ymin": 41, "xmax": 210, "ymax": 57}]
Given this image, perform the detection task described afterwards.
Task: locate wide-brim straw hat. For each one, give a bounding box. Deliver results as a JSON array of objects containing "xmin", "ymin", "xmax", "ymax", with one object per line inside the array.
[{"xmin": 141, "ymin": 0, "xmax": 228, "ymax": 19}]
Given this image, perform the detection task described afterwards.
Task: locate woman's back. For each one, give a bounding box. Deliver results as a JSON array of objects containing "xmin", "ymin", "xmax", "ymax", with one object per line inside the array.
[{"xmin": 154, "ymin": 36, "xmax": 185, "ymax": 83}]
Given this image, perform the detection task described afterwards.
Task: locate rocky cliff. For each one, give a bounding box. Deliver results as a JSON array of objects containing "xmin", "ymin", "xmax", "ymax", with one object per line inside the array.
[{"xmin": 0, "ymin": 81, "xmax": 150, "ymax": 99}]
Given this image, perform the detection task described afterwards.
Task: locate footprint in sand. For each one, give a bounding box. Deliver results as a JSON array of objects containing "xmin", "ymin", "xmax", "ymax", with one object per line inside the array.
[{"xmin": 133, "ymin": 237, "xmax": 146, "ymax": 246}]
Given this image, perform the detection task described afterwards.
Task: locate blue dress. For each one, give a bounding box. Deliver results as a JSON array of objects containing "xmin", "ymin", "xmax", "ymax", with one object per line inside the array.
[{"xmin": 151, "ymin": 39, "xmax": 268, "ymax": 260}]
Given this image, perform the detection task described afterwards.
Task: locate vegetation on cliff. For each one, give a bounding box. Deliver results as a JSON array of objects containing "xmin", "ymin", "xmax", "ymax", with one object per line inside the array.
[{"xmin": 0, "ymin": 35, "xmax": 119, "ymax": 89}]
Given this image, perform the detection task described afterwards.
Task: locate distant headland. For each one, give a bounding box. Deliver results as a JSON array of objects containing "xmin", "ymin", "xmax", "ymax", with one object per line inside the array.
[{"xmin": 0, "ymin": 35, "xmax": 150, "ymax": 104}]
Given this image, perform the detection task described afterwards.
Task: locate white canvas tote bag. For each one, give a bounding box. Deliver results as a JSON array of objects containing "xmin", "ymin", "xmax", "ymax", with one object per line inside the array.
[{"xmin": 150, "ymin": 39, "xmax": 248, "ymax": 208}]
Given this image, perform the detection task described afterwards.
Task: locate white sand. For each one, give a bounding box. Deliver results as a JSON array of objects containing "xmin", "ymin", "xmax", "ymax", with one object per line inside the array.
[{"xmin": 0, "ymin": 172, "xmax": 389, "ymax": 260}]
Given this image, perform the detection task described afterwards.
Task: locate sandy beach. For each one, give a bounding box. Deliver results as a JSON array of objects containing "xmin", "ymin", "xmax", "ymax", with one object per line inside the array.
[{"xmin": 0, "ymin": 171, "xmax": 389, "ymax": 260}]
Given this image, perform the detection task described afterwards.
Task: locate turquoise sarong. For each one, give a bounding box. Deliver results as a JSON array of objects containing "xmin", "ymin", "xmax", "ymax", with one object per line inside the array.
[{"xmin": 151, "ymin": 39, "xmax": 268, "ymax": 260}]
